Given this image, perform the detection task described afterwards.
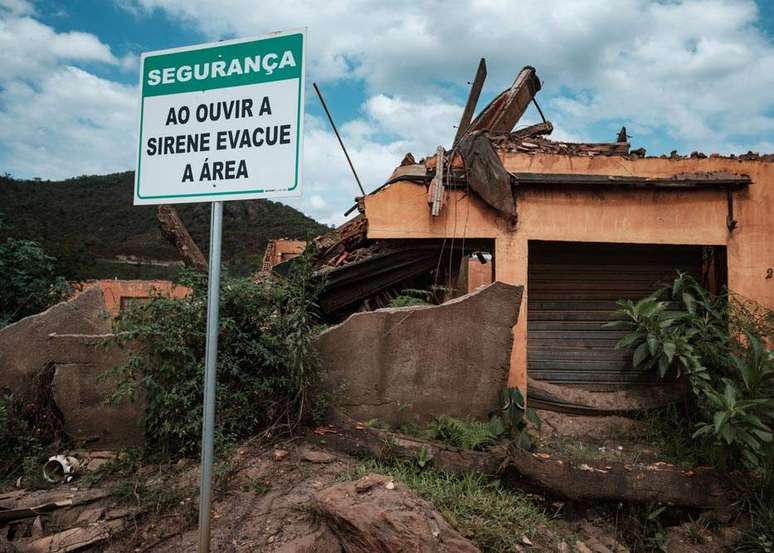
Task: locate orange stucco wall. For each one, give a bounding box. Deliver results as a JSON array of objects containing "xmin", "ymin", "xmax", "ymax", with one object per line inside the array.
[
  {"xmin": 87, "ymin": 280, "xmax": 191, "ymax": 318},
  {"xmin": 365, "ymin": 153, "xmax": 774, "ymax": 389},
  {"xmin": 467, "ymin": 257, "xmax": 494, "ymax": 293}
]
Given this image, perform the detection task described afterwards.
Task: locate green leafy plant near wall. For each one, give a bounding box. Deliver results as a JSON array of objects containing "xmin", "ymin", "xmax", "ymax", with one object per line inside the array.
[
  {"xmin": 606, "ymin": 272, "xmax": 774, "ymax": 472},
  {"xmin": 416, "ymin": 388, "xmax": 539, "ymax": 452},
  {"xmin": 108, "ymin": 252, "xmax": 327, "ymax": 459}
]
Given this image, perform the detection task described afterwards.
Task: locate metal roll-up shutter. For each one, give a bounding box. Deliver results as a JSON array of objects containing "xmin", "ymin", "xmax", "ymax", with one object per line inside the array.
[{"xmin": 527, "ymin": 241, "xmax": 704, "ymax": 386}]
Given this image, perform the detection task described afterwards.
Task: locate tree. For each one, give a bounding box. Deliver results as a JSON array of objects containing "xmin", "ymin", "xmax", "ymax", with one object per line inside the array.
[{"xmin": 0, "ymin": 223, "xmax": 69, "ymax": 327}]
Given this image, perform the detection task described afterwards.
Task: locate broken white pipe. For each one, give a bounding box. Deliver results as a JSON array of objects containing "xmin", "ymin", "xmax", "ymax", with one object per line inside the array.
[{"xmin": 42, "ymin": 455, "xmax": 80, "ymax": 483}]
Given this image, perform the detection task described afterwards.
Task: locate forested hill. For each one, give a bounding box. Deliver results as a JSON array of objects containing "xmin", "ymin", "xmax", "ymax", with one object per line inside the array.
[{"xmin": 0, "ymin": 171, "xmax": 330, "ymax": 279}]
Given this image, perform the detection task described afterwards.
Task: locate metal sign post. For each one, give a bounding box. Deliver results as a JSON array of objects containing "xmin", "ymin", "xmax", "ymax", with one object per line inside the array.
[
  {"xmin": 133, "ymin": 29, "xmax": 305, "ymax": 553},
  {"xmin": 197, "ymin": 201, "xmax": 222, "ymax": 553}
]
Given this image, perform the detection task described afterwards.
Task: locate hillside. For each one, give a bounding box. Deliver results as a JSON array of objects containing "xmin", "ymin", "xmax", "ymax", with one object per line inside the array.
[{"xmin": 0, "ymin": 172, "xmax": 329, "ymax": 279}]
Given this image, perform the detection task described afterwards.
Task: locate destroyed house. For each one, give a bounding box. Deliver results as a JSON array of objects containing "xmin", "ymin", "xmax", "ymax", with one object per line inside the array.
[{"xmin": 313, "ymin": 65, "xmax": 773, "ymax": 392}]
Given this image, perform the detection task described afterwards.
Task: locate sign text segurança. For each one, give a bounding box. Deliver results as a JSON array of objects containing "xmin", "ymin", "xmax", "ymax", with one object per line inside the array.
[{"xmin": 147, "ymin": 50, "xmax": 297, "ymax": 86}]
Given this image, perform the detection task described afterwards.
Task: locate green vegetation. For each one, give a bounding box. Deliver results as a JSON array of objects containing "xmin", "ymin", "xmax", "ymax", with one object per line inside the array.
[
  {"xmin": 738, "ymin": 490, "xmax": 774, "ymax": 552},
  {"xmin": 342, "ymin": 460, "xmax": 561, "ymax": 552},
  {"xmin": 108, "ymin": 252, "xmax": 327, "ymax": 458},
  {"xmin": 0, "ymin": 220, "xmax": 68, "ymax": 327},
  {"xmin": 423, "ymin": 415, "xmax": 505, "ymax": 450},
  {"xmin": 0, "ymin": 172, "xmax": 329, "ymax": 279},
  {"xmin": 366, "ymin": 389, "xmax": 538, "ymax": 453},
  {"xmin": 607, "ymin": 272, "xmax": 774, "ymax": 473},
  {"xmin": 606, "ymin": 273, "xmax": 774, "ymax": 552},
  {"xmin": 0, "ymin": 377, "xmax": 64, "ymax": 487},
  {"xmin": 81, "ymin": 449, "xmax": 198, "ymax": 527},
  {"xmin": 387, "ymin": 288, "xmax": 434, "ymax": 308}
]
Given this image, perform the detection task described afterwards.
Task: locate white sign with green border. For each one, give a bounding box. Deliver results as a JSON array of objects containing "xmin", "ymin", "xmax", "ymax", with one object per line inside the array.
[{"xmin": 134, "ymin": 29, "xmax": 305, "ymax": 205}]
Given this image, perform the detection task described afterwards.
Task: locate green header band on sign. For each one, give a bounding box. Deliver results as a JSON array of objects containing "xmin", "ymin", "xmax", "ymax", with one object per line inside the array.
[{"xmin": 142, "ymin": 33, "xmax": 303, "ymax": 97}]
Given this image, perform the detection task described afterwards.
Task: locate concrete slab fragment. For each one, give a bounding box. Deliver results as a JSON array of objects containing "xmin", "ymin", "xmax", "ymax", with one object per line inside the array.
[{"xmin": 316, "ymin": 281, "xmax": 523, "ymax": 426}]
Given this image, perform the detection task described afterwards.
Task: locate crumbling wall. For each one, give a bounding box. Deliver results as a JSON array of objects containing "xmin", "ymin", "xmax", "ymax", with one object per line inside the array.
[
  {"xmin": 49, "ymin": 334, "xmax": 144, "ymax": 447},
  {"xmin": 89, "ymin": 279, "xmax": 190, "ymax": 318},
  {"xmin": 0, "ymin": 287, "xmax": 143, "ymax": 448},
  {"xmin": 0, "ymin": 287, "xmax": 111, "ymax": 394},
  {"xmin": 316, "ymin": 282, "xmax": 523, "ymax": 426}
]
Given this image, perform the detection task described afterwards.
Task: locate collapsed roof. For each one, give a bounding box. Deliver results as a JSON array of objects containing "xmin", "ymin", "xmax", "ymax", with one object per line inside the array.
[{"xmin": 310, "ymin": 62, "xmax": 752, "ymax": 319}]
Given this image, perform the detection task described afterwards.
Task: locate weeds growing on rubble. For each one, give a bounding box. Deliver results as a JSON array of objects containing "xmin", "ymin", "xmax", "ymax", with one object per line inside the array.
[
  {"xmin": 108, "ymin": 251, "xmax": 328, "ymax": 459},
  {"xmin": 342, "ymin": 460, "xmax": 561, "ymax": 552}
]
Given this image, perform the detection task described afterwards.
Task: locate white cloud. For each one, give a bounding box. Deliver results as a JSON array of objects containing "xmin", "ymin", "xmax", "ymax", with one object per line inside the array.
[
  {"xmin": 0, "ymin": 16, "xmax": 118, "ymax": 81},
  {"xmin": 3, "ymin": 0, "xmax": 774, "ymax": 227},
  {"xmin": 287, "ymin": 113, "xmax": 412, "ymax": 226},
  {"xmin": 0, "ymin": 66, "xmax": 136, "ymax": 178},
  {"xmin": 0, "ymin": 9, "xmax": 136, "ymax": 179},
  {"xmin": 120, "ymin": 0, "xmax": 774, "ymax": 153}
]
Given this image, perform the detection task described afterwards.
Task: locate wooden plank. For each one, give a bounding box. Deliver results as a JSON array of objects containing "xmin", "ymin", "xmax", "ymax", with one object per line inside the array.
[
  {"xmin": 453, "ymin": 58, "xmax": 487, "ymax": 145},
  {"xmin": 529, "ymin": 321, "xmax": 618, "ymax": 331},
  {"xmin": 469, "ymin": 66, "xmax": 541, "ymax": 134},
  {"xmin": 527, "ymin": 281, "xmax": 666, "ymax": 292},
  {"xmin": 157, "ymin": 205, "xmax": 207, "ymax": 272},
  {"xmin": 428, "ymin": 147, "xmax": 445, "ymax": 216},
  {"xmin": 529, "ymin": 330, "xmax": 629, "ymax": 339},
  {"xmin": 529, "ymin": 301, "xmax": 622, "ymax": 311},
  {"xmin": 527, "ymin": 311, "xmax": 616, "ymax": 322},
  {"xmin": 528, "ymin": 350, "xmax": 630, "ymax": 361},
  {"xmin": 529, "ymin": 339, "xmax": 621, "ymax": 350},
  {"xmin": 530, "ymin": 371, "xmax": 655, "ymax": 383},
  {"xmin": 528, "ymin": 358, "xmax": 630, "ymax": 369},
  {"xmin": 528, "ymin": 291, "xmax": 659, "ymax": 300},
  {"xmin": 528, "ymin": 272, "xmax": 679, "ymax": 282}
]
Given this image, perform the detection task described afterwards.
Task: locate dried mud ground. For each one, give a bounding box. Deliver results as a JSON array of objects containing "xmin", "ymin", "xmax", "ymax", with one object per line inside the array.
[
  {"xmin": 96, "ymin": 436, "xmax": 577, "ymax": 552},
  {"xmin": 96, "ymin": 431, "xmax": 738, "ymax": 553},
  {"xmin": 2, "ymin": 426, "xmax": 745, "ymax": 553}
]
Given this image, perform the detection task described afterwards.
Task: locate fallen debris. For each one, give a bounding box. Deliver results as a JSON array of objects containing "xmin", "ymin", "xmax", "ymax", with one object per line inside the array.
[
  {"xmin": 0, "ymin": 288, "xmax": 110, "ymax": 395},
  {"xmin": 316, "ymin": 282, "xmax": 523, "ymax": 426},
  {"xmin": 453, "ymin": 58, "xmax": 487, "ymax": 146},
  {"xmin": 314, "ymin": 473, "xmax": 481, "ymax": 553},
  {"xmin": 316, "ymin": 418, "xmax": 732, "ymax": 509},
  {"xmin": 156, "ymin": 205, "xmax": 207, "ymax": 272},
  {"xmin": 526, "ymin": 378, "xmax": 687, "ymax": 415},
  {"xmin": 457, "ymin": 130, "xmax": 516, "ymax": 219},
  {"xmin": 469, "ymin": 66, "xmax": 541, "ymax": 135},
  {"xmin": 0, "ymin": 487, "xmax": 131, "ymax": 552},
  {"xmin": 41, "ymin": 456, "xmax": 79, "ymax": 484}
]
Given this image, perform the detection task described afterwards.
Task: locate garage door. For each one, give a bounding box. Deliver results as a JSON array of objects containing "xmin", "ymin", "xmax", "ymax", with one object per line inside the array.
[{"xmin": 527, "ymin": 241, "xmax": 705, "ymax": 385}]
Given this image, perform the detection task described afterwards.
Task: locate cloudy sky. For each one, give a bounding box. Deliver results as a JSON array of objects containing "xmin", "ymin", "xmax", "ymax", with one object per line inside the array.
[{"xmin": 2, "ymin": 0, "xmax": 774, "ymax": 225}]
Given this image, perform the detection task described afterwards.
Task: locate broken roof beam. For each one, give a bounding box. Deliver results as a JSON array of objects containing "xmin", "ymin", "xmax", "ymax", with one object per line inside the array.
[
  {"xmin": 509, "ymin": 121, "xmax": 553, "ymax": 141},
  {"xmin": 510, "ymin": 171, "xmax": 752, "ymax": 190},
  {"xmin": 453, "ymin": 58, "xmax": 487, "ymax": 146},
  {"xmin": 157, "ymin": 205, "xmax": 208, "ymax": 272},
  {"xmin": 469, "ymin": 66, "xmax": 541, "ymax": 135}
]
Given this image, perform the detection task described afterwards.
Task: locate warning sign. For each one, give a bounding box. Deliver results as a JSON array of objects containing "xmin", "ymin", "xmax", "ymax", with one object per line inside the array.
[{"xmin": 134, "ymin": 29, "xmax": 305, "ymax": 205}]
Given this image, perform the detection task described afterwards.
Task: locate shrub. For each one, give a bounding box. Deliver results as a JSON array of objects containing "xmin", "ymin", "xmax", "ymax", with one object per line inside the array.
[
  {"xmin": 607, "ymin": 272, "xmax": 774, "ymax": 472},
  {"xmin": 0, "ymin": 225, "xmax": 69, "ymax": 327},
  {"xmin": 108, "ymin": 253, "xmax": 327, "ymax": 458}
]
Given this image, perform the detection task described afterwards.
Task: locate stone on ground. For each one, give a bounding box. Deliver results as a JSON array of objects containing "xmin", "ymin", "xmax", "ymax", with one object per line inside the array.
[{"xmin": 314, "ymin": 473, "xmax": 481, "ymax": 553}]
